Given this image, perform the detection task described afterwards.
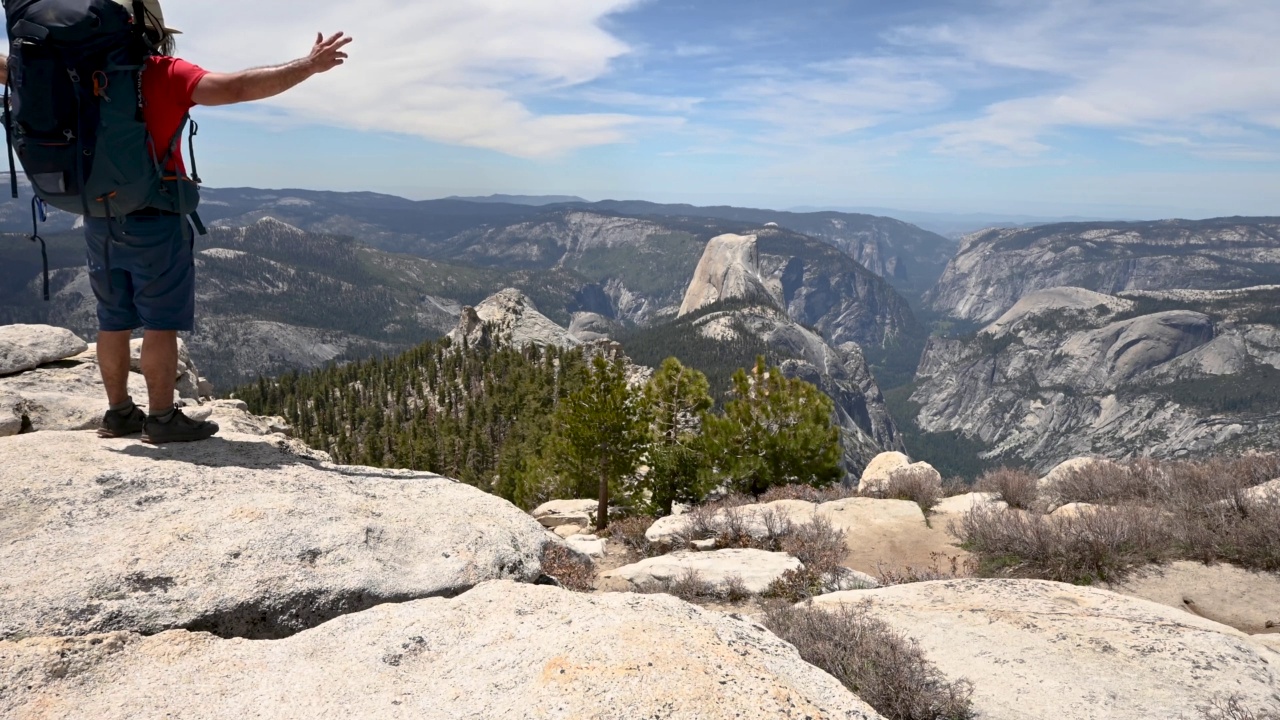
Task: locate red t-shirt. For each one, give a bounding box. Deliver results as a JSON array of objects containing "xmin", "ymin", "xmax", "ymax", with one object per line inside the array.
[{"xmin": 140, "ymin": 56, "xmax": 208, "ymax": 174}]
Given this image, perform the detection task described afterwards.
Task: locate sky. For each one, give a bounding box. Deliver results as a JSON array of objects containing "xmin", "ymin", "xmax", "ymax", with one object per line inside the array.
[{"xmin": 153, "ymin": 1, "xmax": 1280, "ymax": 217}]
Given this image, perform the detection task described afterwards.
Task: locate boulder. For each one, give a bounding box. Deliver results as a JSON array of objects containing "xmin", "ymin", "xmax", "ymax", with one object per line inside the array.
[
  {"xmin": 0, "ymin": 581, "xmax": 884, "ymax": 720},
  {"xmin": 932, "ymin": 492, "xmax": 1006, "ymax": 516},
  {"xmin": 817, "ymin": 497, "xmax": 967, "ymax": 576},
  {"xmin": 1256, "ymin": 634, "xmax": 1280, "ymax": 654},
  {"xmin": 1244, "ymin": 478, "xmax": 1280, "ymax": 503},
  {"xmin": 553, "ymin": 524, "xmax": 584, "ymax": 538},
  {"xmin": 201, "ymin": 400, "xmax": 290, "ymax": 437},
  {"xmin": 564, "ymin": 534, "xmax": 606, "ymax": 559},
  {"xmin": 214, "ymin": 398, "xmax": 250, "ymax": 412},
  {"xmin": 0, "ymin": 325, "xmax": 87, "ymax": 376},
  {"xmin": 644, "ymin": 500, "xmax": 819, "ymax": 544},
  {"xmin": 1106, "ymin": 562, "xmax": 1280, "ymax": 634},
  {"xmin": 0, "ymin": 352, "xmax": 150, "ymax": 432},
  {"xmin": 532, "ymin": 499, "xmax": 598, "ymax": 529},
  {"xmin": 824, "ymin": 566, "xmax": 880, "ymax": 592},
  {"xmin": 602, "ymin": 549, "xmax": 802, "ymax": 595},
  {"xmin": 856, "ymin": 451, "xmax": 911, "ymax": 493},
  {"xmin": 0, "ymin": 431, "xmax": 552, "ymax": 640},
  {"xmin": 1038, "ymin": 456, "xmax": 1125, "ymax": 489},
  {"xmin": 1050, "ymin": 502, "xmax": 1101, "ymax": 518},
  {"xmin": 815, "ymin": 579, "xmax": 1280, "ymax": 720},
  {"xmin": 0, "ymin": 337, "xmax": 215, "ymax": 433},
  {"xmin": 856, "ymin": 454, "xmax": 940, "ymax": 495}
]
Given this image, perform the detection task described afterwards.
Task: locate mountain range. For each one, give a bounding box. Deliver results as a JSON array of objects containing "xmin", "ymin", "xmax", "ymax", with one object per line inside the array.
[{"xmin": 4, "ymin": 186, "xmax": 1280, "ymax": 476}]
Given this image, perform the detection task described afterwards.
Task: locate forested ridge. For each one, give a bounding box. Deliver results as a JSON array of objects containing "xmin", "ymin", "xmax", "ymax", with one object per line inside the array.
[
  {"xmin": 238, "ymin": 333, "xmax": 843, "ymax": 514},
  {"xmin": 238, "ymin": 338, "xmax": 593, "ymax": 502}
]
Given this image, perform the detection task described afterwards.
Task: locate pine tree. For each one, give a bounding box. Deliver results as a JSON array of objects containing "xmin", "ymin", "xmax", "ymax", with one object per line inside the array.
[
  {"xmin": 640, "ymin": 358, "xmax": 715, "ymax": 515},
  {"xmin": 541, "ymin": 355, "xmax": 649, "ymax": 530},
  {"xmin": 702, "ymin": 356, "xmax": 841, "ymax": 496}
]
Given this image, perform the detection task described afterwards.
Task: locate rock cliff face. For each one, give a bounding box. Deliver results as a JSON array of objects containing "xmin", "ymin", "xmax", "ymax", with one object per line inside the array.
[
  {"xmin": 681, "ymin": 231, "xmax": 917, "ymax": 348},
  {"xmin": 927, "ymin": 218, "xmax": 1280, "ymax": 323},
  {"xmin": 679, "ymin": 234, "xmax": 777, "ymax": 315},
  {"xmin": 448, "ymin": 289, "xmax": 579, "ymax": 349},
  {"xmin": 910, "ymin": 286, "xmax": 1280, "ymax": 470}
]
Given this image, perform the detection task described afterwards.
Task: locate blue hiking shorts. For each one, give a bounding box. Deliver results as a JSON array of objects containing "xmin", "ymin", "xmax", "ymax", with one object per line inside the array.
[{"xmin": 85, "ymin": 213, "xmax": 196, "ymax": 332}]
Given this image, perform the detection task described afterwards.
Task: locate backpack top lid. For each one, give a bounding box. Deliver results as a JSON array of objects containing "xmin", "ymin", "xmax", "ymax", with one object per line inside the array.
[
  {"xmin": 107, "ymin": 0, "xmax": 179, "ymax": 35},
  {"xmin": 5, "ymin": 0, "xmax": 135, "ymax": 46}
]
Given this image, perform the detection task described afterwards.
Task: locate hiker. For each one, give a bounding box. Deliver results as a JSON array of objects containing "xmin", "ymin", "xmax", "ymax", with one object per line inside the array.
[{"xmin": 0, "ymin": 0, "xmax": 351, "ymax": 443}]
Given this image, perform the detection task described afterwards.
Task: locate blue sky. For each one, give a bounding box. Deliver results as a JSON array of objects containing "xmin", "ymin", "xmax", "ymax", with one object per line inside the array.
[{"xmin": 160, "ymin": 0, "xmax": 1280, "ymax": 218}]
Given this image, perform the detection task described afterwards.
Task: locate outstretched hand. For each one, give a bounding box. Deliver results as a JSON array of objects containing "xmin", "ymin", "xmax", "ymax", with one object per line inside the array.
[{"xmin": 308, "ymin": 32, "xmax": 352, "ymax": 73}]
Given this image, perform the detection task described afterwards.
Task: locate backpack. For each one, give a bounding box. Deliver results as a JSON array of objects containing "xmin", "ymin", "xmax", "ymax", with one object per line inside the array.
[{"xmin": 2, "ymin": 0, "xmax": 205, "ymax": 299}]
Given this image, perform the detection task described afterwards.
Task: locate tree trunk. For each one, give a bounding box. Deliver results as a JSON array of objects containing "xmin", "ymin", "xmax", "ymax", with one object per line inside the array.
[{"xmin": 596, "ymin": 471, "xmax": 609, "ymax": 532}]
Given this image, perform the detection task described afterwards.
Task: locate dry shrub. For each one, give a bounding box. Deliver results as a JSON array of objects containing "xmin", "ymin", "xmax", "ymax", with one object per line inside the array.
[
  {"xmin": 602, "ymin": 515, "xmax": 660, "ymax": 558},
  {"xmin": 540, "ymin": 542, "xmax": 596, "ymax": 592},
  {"xmin": 1048, "ymin": 460, "xmax": 1153, "ymax": 506},
  {"xmin": 976, "ymin": 467, "xmax": 1039, "ymax": 510},
  {"xmin": 766, "ymin": 517, "xmax": 850, "ymax": 601},
  {"xmin": 667, "ymin": 568, "xmax": 717, "ymax": 601},
  {"xmin": 759, "ymin": 483, "xmax": 860, "ymax": 504},
  {"xmin": 954, "ymin": 454, "xmax": 1280, "ymax": 582},
  {"xmin": 1228, "ymin": 453, "xmax": 1280, "ymax": 488},
  {"xmin": 877, "ymin": 467, "xmax": 943, "ymax": 514},
  {"xmin": 678, "ymin": 505, "xmax": 800, "ymax": 552},
  {"xmin": 763, "ymin": 601, "xmax": 975, "ymax": 720},
  {"xmin": 1178, "ymin": 494, "xmax": 1280, "ymax": 572},
  {"xmin": 940, "ymin": 476, "xmax": 973, "ymax": 498},
  {"xmin": 782, "ymin": 516, "xmax": 848, "ymax": 572},
  {"xmin": 876, "ymin": 553, "xmax": 973, "ymax": 586},
  {"xmin": 723, "ymin": 573, "xmax": 751, "ymax": 604},
  {"xmin": 638, "ymin": 568, "xmax": 717, "ymax": 602},
  {"xmin": 1194, "ymin": 695, "xmax": 1280, "ymax": 720},
  {"xmin": 951, "ymin": 505, "xmax": 1172, "ymax": 584}
]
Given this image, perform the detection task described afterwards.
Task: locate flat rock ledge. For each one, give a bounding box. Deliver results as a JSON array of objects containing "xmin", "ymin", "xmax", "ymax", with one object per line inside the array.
[
  {"xmin": 0, "ymin": 430, "xmax": 553, "ymax": 641},
  {"xmin": 603, "ymin": 549, "xmax": 802, "ymax": 595},
  {"xmin": 815, "ymin": 579, "xmax": 1280, "ymax": 720},
  {"xmin": 0, "ymin": 581, "xmax": 885, "ymax": 720}
]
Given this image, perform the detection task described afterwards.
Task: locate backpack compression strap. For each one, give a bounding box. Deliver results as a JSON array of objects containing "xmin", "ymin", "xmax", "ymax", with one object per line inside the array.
[
  {"xmin": 155, "ymin": 114, "xmax": 208, "ymax": 236},
  {"xmin": 29, "ymin": 197, "xmax": 50, "ymax": 301},
  {"xmin": 4, "ymin": 84, "xmax": 17, "ymax": 200}
]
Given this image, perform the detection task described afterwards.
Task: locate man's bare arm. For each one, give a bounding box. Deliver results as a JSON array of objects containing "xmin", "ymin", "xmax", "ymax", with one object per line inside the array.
[
  {"xmin": 192, "ymin": 31, "xmax": 351, "ymax": 107},
  {"xmin": 0, "ymin": 56, "xmax": 8, "ymax": 86}
]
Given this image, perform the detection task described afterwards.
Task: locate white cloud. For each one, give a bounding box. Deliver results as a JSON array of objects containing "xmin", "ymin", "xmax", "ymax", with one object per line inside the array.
[
  {"xmin": 729, "ymin": 56, "xmax": 959, "ymax": 143},
  {"xmin": 710, "ymin": 0, "xmax": 1280, "ymax": 165},
  {"xmin": 167, "ymin": 0, "xmax": 645, "ymax": 157},
  {"xmin": 902, "ymin": 0, "xmax": 1280, "ymax": 159}
]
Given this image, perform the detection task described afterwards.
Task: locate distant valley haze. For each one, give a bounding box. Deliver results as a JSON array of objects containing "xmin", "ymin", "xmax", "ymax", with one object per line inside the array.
[{"xmin": 41, "ymin": 0, "xmax": 1274, "ymax": 220}]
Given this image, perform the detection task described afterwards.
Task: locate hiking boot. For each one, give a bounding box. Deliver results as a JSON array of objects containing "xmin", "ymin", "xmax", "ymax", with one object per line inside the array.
[
  {"xmin": 97, "ymin": 403, "xmax": 146, "ymax": 438},
  {"xmin": 142, "ymin": 408, "xmax": 220, "ymax": 444}
]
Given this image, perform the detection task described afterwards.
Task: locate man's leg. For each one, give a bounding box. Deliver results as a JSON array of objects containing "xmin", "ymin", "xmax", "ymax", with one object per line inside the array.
[
  {"xmin": 96, "ymin": 330, "xmax": 134, "ymax": 407},
  {"xmin": 140, "ymin": 329, "xmax": 178, "ymax": 414},
  {"xmin": 129, "ymin": 216, "xmax": 217, "ymax": 444},
  {"xmin": 86, "ymin": 217, "xmax": 145, "ymax": 439}
]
